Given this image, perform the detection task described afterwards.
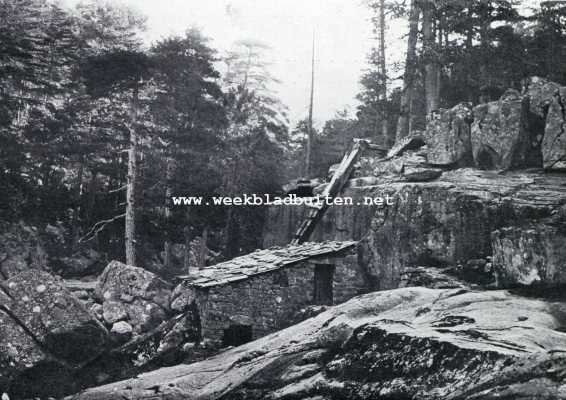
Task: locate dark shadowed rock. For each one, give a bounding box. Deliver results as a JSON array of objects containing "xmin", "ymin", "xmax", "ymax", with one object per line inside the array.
[
  {"xmin": 66, "ymin": 288, "xmax": 566, "ymax": 400},
  {"xmin": 543, "ymin": 86, "xmax": 566, "ymax": 170},
  {"xmin": 424, "ymin": 102, "xmax": 474, "ymax": 167}
]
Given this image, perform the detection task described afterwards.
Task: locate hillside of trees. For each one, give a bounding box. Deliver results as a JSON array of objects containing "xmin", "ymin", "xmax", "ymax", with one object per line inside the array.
[{"xmin": 1, "ymin": 0, "xmax": 566, "ymax": 278}]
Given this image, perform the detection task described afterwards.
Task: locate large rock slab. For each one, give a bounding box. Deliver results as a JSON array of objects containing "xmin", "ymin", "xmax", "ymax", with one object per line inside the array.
[
  {"xmin": 492, "ymin": 225, "xmax": 566, "ymax": 287},
  {"xmin": 2, "ymin": 270, "xmax": 108, "ymax": 365},
  {"xmin": 0, "ymin": 270, "xmax": 108, "ymax": 397},
  {"xmin": 424, "ymin": 102, "xmax": 474, "ymax": 167},
  {"xmin": 543, "ymin": 86, "xmax": 566, "ymax": 169},
  {"xmin": 471, "ymin": 90, "xmax": 541, "ymax": 170},
  {"xmin": 66, "ymin": 288, "xmax": 566, "ymax": 400}
]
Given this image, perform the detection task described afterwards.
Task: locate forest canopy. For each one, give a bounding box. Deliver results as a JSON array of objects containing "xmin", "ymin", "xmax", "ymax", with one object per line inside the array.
[{"xmin": 1, "ymin": 0, "xmax": 565, "ymax": 277}]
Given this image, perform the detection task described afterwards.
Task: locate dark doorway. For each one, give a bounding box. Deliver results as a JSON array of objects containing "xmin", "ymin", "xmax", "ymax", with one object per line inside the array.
[
  {"xmin": 476, "ymin": 145, "xmax": 499, "ymax": 170},
  {"xmin": 313, "ymin": 264, "xmax": 334, "ymax": 305},
  {"xmin": 222, "ymin": 324, "xmax": 253, "ymax": 347}
]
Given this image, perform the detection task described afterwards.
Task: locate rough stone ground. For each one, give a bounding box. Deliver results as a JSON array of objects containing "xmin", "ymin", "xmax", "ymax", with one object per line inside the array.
[{"xmin": 68, "ymin": 287, "xmax": 566, "ymax": 400}]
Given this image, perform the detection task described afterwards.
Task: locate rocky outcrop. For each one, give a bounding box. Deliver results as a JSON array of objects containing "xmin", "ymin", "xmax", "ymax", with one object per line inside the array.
[
  {"xmin": 424, "ymin": 102, "xmax": 474, "ymax": 167},
  {"xmin": 492, "ymin": 224, "xmax": 566, "ymax": 287},
  {"xmin": 522, "ymin": 76, "xmax": 561, "ymax": 118},
  {"xmin": 471, "ymin": 90, "xmax": 541, "ymax": 170},
  {"xmin": 355, "ymin": 148, "xmax": 428, "ymax": 178},
  {"xmin": 95, "ymin": 261, "xmax": 173, "ymax": 334},
  {"xmin": 0, "ymin": 270, "xmax": 108, "ymax": 398},
  {"xmin": 543, "ymin": 86, "xmax": 566, "ymax": 169},
  {"xmin": 362, "ymin": 169, "xmax": 566, "ymax": 289},
  {"xmin": 66, "ymin": 287, "xmax": 566, "ymax": 400},
  {"xmin": 265, "ymin": 169, "xmax": 566, "ymax": 290}
]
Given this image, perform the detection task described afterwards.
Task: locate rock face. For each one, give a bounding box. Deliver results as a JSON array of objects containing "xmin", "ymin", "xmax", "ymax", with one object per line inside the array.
[
  {"xmin": 471, "ymin": 90, "xmax": 541, "ymax": 170},
  {"xmin": 522, "ymin": 76, "xmax": 561, "ymax": 118},
  {"xmin": 67, "ymin": 287, "xmax": 566, "ymax": 400},
  {"xmin": 0, "ymin": 270, "xmax": 108, "ymax": 398},
  {"xmin": 492, "ymin": 225, "xmax": 566, "ymax": 287},
  {"xmin": 543, "ymin": 86, "xmax": 566, "ymax": 169},
  {"xmin": 95, "ymin": 261, "xmax": 172, "ymax": 334},
  {"xmin": 265, "ymin": 169, "xmax": 566, "ymax": 291},
  {"xmin": 424, "ymin": 102, "xmax": 474, "ymax": 167}
]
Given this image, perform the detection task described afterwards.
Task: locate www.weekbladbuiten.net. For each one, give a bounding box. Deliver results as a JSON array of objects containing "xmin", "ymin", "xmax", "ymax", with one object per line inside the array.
[{"xmin": 171, "ymin": 193, "xmax": 408, "ymax": 207}]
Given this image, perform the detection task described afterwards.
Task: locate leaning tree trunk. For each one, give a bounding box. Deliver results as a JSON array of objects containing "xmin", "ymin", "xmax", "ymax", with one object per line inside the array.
[
  {"xmin": 422, "ymin": 0, "xmax": 440, "ymax": 116},
  {"xmin": 396, "ymin": 0, "xmax": 420, "ymax": 141},
  {"xmin": 125, "ymin": 85, "xmax": 139, "ymax": 266}
]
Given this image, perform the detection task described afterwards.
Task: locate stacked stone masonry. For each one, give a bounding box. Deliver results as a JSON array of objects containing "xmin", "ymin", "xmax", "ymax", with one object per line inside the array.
[{"xmin": 175, "ymin": 246, "xmax": 367, "ymax": 344}]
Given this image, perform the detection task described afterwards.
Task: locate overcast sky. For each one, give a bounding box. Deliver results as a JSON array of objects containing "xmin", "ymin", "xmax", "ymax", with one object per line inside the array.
[
  {"xmin": 61, "ymin": 0, "xmax": 543, "ymax": 127},
  {"xmin": 62, "ymin": 0, "xmax": 407, "ymax": 127}
]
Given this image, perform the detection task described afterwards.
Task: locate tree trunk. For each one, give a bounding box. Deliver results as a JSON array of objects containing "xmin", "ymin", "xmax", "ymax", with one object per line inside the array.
[
  {"xmin": 305, "ymin": 33, "xmax": 315, "ymax": 178},
  {"xmin": 199, "ymin": 225, "xmax": 209, "ymax": 270},
  {"xmin": 85, "ymin": 171, "xmax": 98, "ymax": 226},
  {"xmin": 125, "ymin": 85, "xmax": 139, "ymax": 266},
  {"xmin": 183, "ymin": 209, "xmax": 191, "ymax": 274},
  {"xmin": 396, "ymin": 0, "xmax": 420, "ymax": 141},
  {"xmin": 479, "ymin": 1, "xmax": 491, "ymax": 103},
  {"xmin": 163, "ymin": 157, "xmax": 174, "ymax": 271},
  {"xmin": 379, "ymin": 0, "xmax": 389, "ymax": 144},
  {"xmin": 71, "ymin": 159, "xmax": 85, "ymax": 252},
  {"xmin": 422, "ymin": 0, "xmax": 440, "ymax": 116}
]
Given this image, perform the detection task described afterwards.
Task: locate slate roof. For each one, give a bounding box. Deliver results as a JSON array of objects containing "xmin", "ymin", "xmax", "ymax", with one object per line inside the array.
[{"xmin": 180, "ymin": 241, "xmax": 357, "ymax": 288}]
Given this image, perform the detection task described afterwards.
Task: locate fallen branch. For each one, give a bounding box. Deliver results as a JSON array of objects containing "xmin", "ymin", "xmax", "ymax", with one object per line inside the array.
[
  {"xmin": 79, "ymin": 213, "xmax": 126, "ymax": 243},
  {"xmin": 108, "ymin": 185, "xmax": 127, "ymax": 194}
]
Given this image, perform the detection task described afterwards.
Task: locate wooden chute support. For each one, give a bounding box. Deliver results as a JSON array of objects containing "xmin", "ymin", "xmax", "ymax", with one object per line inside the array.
[{"xmin": 291, "ymin": 139, "xmax": 386, "ymax": 245}]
